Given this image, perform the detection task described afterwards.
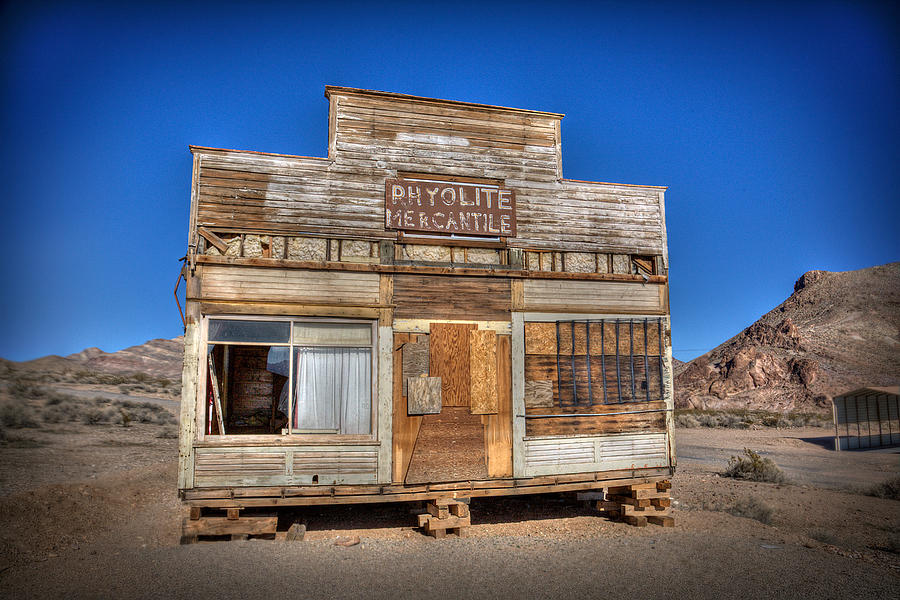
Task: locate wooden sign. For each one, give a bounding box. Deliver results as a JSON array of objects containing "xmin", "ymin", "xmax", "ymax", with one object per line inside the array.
[{"xmin": 384, "ymin": 178, "xmax": 516, "ymax": 237}]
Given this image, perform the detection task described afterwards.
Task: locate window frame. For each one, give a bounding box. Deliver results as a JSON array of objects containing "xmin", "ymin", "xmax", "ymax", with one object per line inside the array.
[{"xmin": 198, "ymin": 314, "xmax": 378, "ymax": 443}]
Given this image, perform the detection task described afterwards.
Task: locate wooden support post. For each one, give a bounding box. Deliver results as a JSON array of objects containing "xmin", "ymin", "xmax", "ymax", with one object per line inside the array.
[{"xmin": 419, "ymin": 499, "xmax": 472, "ymax": 538}]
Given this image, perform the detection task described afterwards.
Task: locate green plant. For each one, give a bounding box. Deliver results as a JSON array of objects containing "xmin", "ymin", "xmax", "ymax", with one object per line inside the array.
[{"xmin": 723, "ymin": 448, "xmax": 787, "ymax": 483}]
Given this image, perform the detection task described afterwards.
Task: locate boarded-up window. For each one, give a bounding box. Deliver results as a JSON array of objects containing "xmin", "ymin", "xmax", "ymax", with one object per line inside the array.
[{"xmin": 524, "ymin": 319, "xmax": 665, "ymax": 406}]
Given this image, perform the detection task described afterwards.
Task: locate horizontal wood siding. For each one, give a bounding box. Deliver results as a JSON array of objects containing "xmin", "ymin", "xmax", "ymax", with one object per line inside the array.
[
  {"xmin": 194, "ymin": 446, "xmax": 379, "ymax": 487},
  {"xmin": 199, "ymin": 265, "xmax": 381, "ymax": 305},
  {"xmin": 192, "ymin": 90, "xmax": 666, "ymax": 255},
  {"xmin": 522, "ymin": 280, "xmax": 663, "ymax": 313},
  {"xmin": 393, "ymin": 275, "xmax": 511, "ymax": 320},
  {"xmin": 525, "ymin": 403, "xmax": 666, "ymax": 437},
  {"xmin": 524, "ymin": 432, "xmax": 669, "ymax": 477}
]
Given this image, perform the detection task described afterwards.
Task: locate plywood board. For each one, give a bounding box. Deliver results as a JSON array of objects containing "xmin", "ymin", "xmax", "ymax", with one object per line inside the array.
[
  {"xmin": 484, "ymin": 335, "xmax": 513, "ymax": 478},
  {"xmin": 401, "ymin": 336, "xmax": 429, "ymax": 396},
  {"xmin": 469, "ymin": 329, "xmax": 498, "ymax": 414},
  {"xmin": 429, "ymin": 322, "xmax": 476, "ymax": 407},
  {"xmin": 525, "ymin": 321, "xmax": 662, "ymax": 356},
  {"xmin": 408, "ymin": 376, "xmax": 442, "ymax": 415},
  {"xmin": 404, "ymin": 407, "xmax": 487, "ymax": 484},
  {"xmin": 524, "ymin": 380, "xmax": 554, "ymax": 408}
]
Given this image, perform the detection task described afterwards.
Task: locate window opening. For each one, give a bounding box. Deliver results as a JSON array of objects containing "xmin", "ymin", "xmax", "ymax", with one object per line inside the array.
[
  {"xmin": 205, "ymin": 318, "xmax": 374, "ymax": 436},
  {"xmin": 549, "ymin": 318, "xmax": 664, "ymax": 405}
]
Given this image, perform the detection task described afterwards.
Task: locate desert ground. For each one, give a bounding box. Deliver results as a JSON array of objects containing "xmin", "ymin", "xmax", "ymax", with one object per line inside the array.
[{"xmin": 1, "ymin": 384, "xmax": 898, "ymax": 599}]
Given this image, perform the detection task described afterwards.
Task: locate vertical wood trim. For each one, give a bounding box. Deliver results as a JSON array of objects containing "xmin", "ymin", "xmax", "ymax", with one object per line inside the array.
[
  {"xmin": 178, "ymin": 313, "xmax": 200, "ymax": 490},
  {"xmin": 187, "ymin": 153, "xmax": 202, "ymax": 258},
  {"xmin": 328, "ymin": 94, "xmax": 338, "ymax": 160},
  {"xmin": 511, "ymin": 312, "xmax": 526, "ymax": 477},
  {"xmin": 379, "ymin": 274, "xmax": 394, "ymax": 327},
  {"xmin": 485, "ymin": 335, "xmax": 513, "ymax": 477},
  {"xmin": 662, "ymin": 316, "xmax": 676, "ymax": 467},
  {"xmin": 510, "ymin": 280, "xmax": 524, "ymax": 310},
  {"xmin": 555, "ymin": 119, "xmax": 563, "ymax": 180},
  {"xmin": 377, "ymin": 324, "xmax": 393, "ymax": 483},
  {"xmin": 657, "ymin": 190, "xmax": 669, "ymax": 271}
]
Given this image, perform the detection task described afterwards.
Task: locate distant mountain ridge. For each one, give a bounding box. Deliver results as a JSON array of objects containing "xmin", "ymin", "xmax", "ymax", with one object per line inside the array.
[
  {"xmin": 675, "ymin": 262, "xmax": 900, "ymax": 411},
  {"xmin": 4, "ymin": 337, "xmax": 184, "ymax": 381}
]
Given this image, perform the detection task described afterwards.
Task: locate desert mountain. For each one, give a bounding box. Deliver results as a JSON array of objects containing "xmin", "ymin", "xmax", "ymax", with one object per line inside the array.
[
  {"xmin": 675, "ymin": 262, "xmax": 900, "ymax": 412},
  {"xmin": 6, "ymin": 337, "xmax": 184, "ymax": 381}
]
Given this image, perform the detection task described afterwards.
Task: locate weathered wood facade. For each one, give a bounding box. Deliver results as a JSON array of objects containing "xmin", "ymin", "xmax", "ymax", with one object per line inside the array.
[{"xmin": 178, "ymin": 87, "xmax": 675, "ymax": 525}]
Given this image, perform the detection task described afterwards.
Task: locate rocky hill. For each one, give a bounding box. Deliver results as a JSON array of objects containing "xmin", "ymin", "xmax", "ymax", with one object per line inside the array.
[
  {"xmin": 5, "ymin": 337, "xmax": 184, "ymax": 381},
  {"xmin": 675, "ymin": 263, "xmax": 900, "ymax": 412}
]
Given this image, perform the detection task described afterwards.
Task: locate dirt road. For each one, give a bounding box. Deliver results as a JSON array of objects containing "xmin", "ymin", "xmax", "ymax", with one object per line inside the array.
[{"xmin": 1, "ymin": 424, "xmax": 898, "ymax": 599}]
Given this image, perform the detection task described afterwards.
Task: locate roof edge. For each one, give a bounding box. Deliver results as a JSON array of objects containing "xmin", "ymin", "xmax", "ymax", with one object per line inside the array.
[{"xmin": 324, "ymin": 86, "xmax": 565, "ymax": 119}]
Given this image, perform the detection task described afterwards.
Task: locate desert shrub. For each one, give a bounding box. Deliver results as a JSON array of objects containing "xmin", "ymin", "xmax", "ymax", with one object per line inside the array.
[
  {"xmin": 675, "ymin": 409, "xmax": 828, "ymax": 429},
  {"xmin": 866, "ymin": 476, "xmax": 900, "ymax": 501},
  {"xmin": 723, "ymin": 448, "xmax": 787, "ymax": 483},
  {"xmin": 120, "ymin": 409, "xmax": 132, "ymax": 428},
  {"xmin": 9, "ymin": 380, "xmax": 47, "ymax": 400},
  {"xmin": 0, "ymin": 401, "xmax": 41, "ymax": 428},
  {"xmin": 726, "ymin": 496, "xmax": 774, "ymax": 524},
  {"xmin": 82, "ymin": 407, "xmax": 107, "ymax": 425},
  {"xmin": 156, "ymin": 426, "xmax": 178, "ymax": 439},
  {"xmin": 675, "ymin": 413, "xmax": 700, "ymax": 428}
]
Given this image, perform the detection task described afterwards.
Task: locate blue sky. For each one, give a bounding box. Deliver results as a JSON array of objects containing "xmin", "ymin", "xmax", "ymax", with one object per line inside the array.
[{"xmin": 1, "ymin": 1, "xmax": 898, "ymax": 363}]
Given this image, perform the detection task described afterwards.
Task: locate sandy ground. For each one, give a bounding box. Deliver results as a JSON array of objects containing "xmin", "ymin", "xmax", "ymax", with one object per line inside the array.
[{"xmin": 1, "ymin": 415, "xmax": 898, "ymax": 599}]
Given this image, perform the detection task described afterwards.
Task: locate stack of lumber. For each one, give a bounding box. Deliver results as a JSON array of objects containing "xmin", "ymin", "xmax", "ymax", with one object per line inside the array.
[
  {"xmin": 596, "ymin": 480, "xmax": 673, "ymax": 527},
  {"xmin": 417, "ymin": 498, "xmax": 471, "ymax": 538}
]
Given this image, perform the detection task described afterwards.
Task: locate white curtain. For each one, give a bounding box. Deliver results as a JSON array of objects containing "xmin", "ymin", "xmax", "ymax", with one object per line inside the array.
[{"xmin": 293, "ymin": 347, "xmax": 371, "ymax": 434}]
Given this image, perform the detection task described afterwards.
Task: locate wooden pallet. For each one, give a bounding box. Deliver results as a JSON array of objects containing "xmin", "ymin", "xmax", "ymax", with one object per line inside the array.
[
  {"xmin": 595, "ymin": 480, "xmax": 674, "ymax": 528},
  {"xmin": 417, "ymin": 499, "xmax": 471, "ymax": 538},
  {"xmin": 180, "ymin": 507, "xmax": 278, "ymax": 543}
]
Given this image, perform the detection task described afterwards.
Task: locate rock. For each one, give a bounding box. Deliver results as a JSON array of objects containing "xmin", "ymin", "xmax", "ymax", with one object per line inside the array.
[
  {"xmin": 564, "ymin": 252, "xmax": 595, "ymax": 273},
  {"xmin": 287, "ymin": 237, "xmax": 326, "ymax": 261},
  {"xmin": 243, "ymin": 235, "xmax": 263, "ymax": 258},
  {"xmin": 794, "ymin": 270, "xmax": 829, "ymax": 292},
  {"xmin": 612, "ymin": 254, "xmax": 630, "ymax": 274}
]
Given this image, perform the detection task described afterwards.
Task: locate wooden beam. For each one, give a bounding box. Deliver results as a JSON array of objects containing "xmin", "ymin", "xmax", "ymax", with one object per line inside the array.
[
  {"xmin": 197, "ymin": 227, "xmax": 229, "ymax": 253},
  {"xmin": 195, "ymin": 255, "xmax": 668, "ymax": 284}
]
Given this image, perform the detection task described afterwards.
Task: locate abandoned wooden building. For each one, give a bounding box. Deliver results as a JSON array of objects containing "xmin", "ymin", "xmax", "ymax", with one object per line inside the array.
[{"xmin": 177, "ymin": 86, "xmax": 676, "ymax": 538}]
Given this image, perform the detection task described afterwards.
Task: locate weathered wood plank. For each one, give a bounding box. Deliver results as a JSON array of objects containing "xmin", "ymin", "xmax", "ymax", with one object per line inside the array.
[
  {"xmin": 469, "ymin": 330, "xmax": 498, "ymax": 415},
  {"xmin": 393, "ymin": 275, "xmax": 511, "ymax": 321},
  {"xmin": 408, "ymin": 376, "xmax": 442, "ymax": 415},
  {"xmin": 484, "ymin": 335, "xmax": 513, "ymax": 478},
  {"xmin": 429, "ymin": 323, "xmax": 477, "ymax": 407}
]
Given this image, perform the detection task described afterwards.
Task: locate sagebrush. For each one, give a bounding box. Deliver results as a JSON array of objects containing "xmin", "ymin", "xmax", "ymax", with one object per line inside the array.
[
  {"xmin": 675, "ymin": 409, "xmax": 829, "ymax": 429},
  {"xmin": 726, "ymin": 496, "xmax": 774, "ymax": 524},
  {"xmin": 722, "ymin": 448, "xmax": 787, "ymax": 483}
]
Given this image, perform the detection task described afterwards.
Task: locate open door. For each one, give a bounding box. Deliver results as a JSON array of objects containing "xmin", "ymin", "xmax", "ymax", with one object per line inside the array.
[{"xmin": 392, "ymin": 323, "xmax": 512, "ymax": 484}]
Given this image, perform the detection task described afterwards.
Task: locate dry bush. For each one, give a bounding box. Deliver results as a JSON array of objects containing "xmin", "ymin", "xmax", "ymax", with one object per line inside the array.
[
  {"xmin": 727, "ymin": 496, "xmax": 774, "ymax": 524},
  {"xmin": 0, "ymin": 401, "xmax": 41, "ymax": 428},
  {"xmin": 866, "ymin": 476, "xmax": 900, "ymax": 501},
  {"xmin": 675, "ymin": 409, "xmax": 828, "ymax": 429},
  {"xmin": 723, "ymin": 448, "xmax": 787, "ymax": 483}
]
